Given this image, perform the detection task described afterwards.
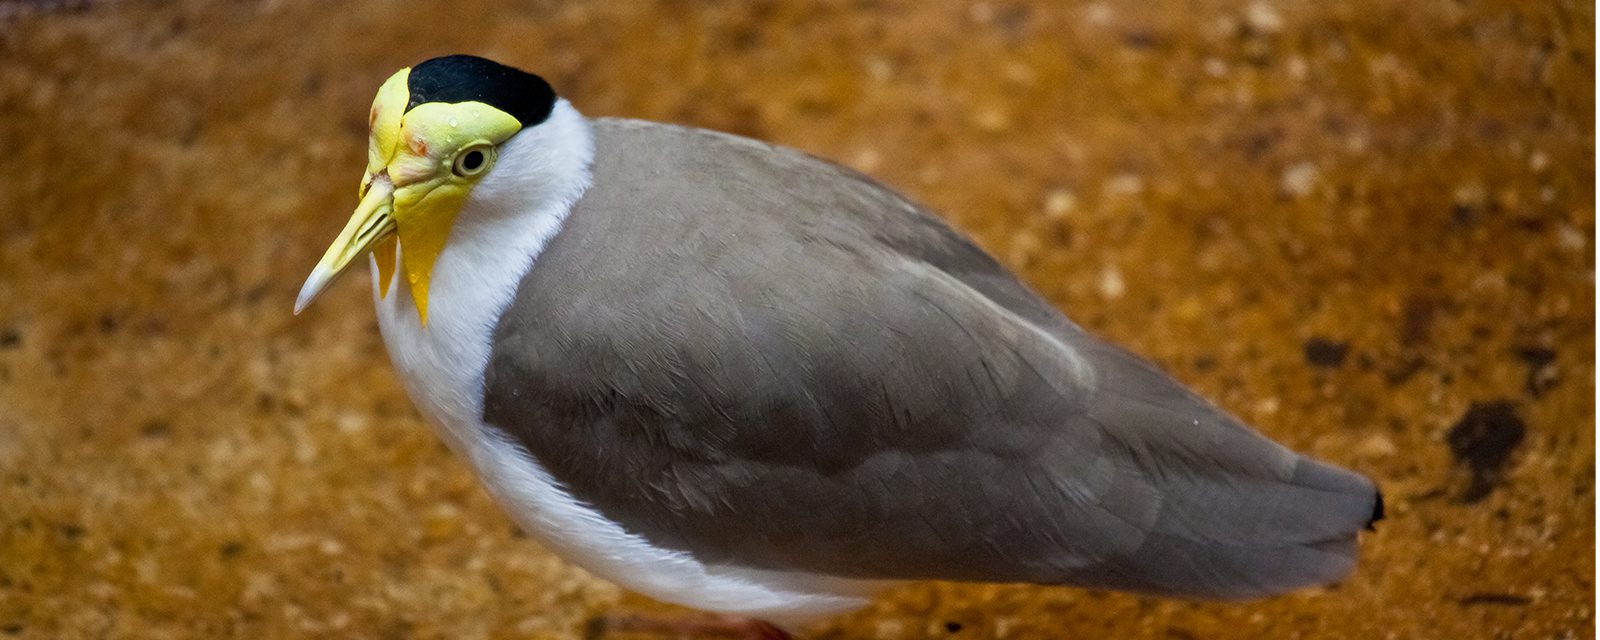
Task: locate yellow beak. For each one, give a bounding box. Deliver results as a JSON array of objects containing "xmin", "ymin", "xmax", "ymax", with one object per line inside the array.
[{"xmin": 293, "ymin": 174, "xmax": 396, "ymax": 314}]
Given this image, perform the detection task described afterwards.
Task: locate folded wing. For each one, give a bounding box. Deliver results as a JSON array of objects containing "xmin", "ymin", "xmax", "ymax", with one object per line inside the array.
[{"xmin": 482, "ymin": 119, "xmax": 1380, "ymax": 597}]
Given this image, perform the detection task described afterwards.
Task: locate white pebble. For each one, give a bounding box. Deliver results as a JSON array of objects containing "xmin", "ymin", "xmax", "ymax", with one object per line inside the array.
[
  {"xmin": 1280, "ymin": 162, "xmax": 1319, "ymax": 197},
  {"xmin": 1099, "ymin": 264, "xmax": 1126, "ymax": 300}
]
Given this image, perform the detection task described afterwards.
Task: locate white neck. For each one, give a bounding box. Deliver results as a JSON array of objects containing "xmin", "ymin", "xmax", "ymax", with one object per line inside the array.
[{"xmin": 371, "ymin": 99, "xmax": 593, "ymax": 452}]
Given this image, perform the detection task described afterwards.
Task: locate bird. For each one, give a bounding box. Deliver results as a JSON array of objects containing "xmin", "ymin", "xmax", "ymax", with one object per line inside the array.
[{"xmin": 295, "ymin": 55, "xmax": 1382, "ymax": 639}]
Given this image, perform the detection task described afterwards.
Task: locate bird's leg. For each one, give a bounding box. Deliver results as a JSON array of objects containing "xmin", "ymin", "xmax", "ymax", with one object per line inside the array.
[{"xmin": 591, "ymin": 612, "xmax": 793, "ymax": 639}]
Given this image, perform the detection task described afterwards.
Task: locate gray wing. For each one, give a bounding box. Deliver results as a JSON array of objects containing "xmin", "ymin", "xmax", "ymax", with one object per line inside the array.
[{"xmin": 482, "ymin": 119, "xmax": 1381, "ymax": 597}]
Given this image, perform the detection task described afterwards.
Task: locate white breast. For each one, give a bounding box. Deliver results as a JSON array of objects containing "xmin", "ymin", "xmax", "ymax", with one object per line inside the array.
[{"xmin": 368, "ymin": 103, "xmax": 872, "ymax": 625}]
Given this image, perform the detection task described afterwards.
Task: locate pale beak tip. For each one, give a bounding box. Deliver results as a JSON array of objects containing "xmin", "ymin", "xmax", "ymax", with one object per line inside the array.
[
  {"xmin": 294, "ymin": 268, "xmax": 331, "ymax": 315},
  {"xmin": 292, "ymin": 289, "xmax": 313, "ymax": 316}
]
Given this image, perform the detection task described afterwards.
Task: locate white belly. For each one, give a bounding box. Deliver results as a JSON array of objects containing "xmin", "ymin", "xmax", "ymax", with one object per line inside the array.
[{"xmin": 368, "ymin": 225, "xmax": 872, "ymax": 624}]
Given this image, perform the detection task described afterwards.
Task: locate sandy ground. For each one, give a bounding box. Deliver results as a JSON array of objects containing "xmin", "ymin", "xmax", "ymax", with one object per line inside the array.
[{"xmin": 0, "ymin": 1, "xmax": 1593, "ymax": 638}]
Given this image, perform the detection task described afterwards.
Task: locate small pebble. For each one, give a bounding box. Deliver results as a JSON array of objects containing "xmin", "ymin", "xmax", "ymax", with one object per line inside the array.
[
  {"xmin": 1281, "ymin": 162, "xmax": 1320, "ymax": 198},
  {"xmin": 1104, "ymin": 173, "xmax": 1144, "ymax": 196},
  {"xmin": 1245, "ymin": 2, "xmax": 1284, "ymax": 34},
  {"xmin": 1044, "ymin": 189, "xmax": 1077, "ymax": 218},
  {"xmin": 1098, "ymin": 264, "xmax": 1126, "ymax": 300},
  {"xmin": 1357, "ymin": 434, "xmax": 1398, "ymax": 458}
]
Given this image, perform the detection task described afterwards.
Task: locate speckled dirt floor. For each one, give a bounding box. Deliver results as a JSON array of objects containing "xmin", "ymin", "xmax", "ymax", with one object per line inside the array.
[{"xmin": 0, "ymin": 1, "xmax": 1593, "ymax": 638}]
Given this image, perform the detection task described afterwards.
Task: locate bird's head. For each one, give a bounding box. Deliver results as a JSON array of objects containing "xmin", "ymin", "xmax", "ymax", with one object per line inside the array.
[{"xmin": 295, "ymin": 55, "xmax": 558, "ymax": 324}]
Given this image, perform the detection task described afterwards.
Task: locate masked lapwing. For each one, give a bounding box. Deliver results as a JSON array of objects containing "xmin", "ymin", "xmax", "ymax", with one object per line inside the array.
[{"xmin": 295, "ymin": 55, "xmax": 1382, "ymax": 639}]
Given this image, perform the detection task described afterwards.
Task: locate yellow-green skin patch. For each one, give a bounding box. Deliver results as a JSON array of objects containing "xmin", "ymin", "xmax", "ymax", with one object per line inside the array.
[
  {"xmin": 366, "ymin": 69, "xmax": 409, "ymax": 300},
  {"xmin": 360, "ymin": 68, "xmax": 523, "ymax": 324}
]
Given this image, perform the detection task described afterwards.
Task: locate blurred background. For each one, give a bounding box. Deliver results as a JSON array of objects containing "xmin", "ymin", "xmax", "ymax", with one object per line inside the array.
[{"xmin": 0, "ymin": 1, "xmax": 1592, "ymax": 638}]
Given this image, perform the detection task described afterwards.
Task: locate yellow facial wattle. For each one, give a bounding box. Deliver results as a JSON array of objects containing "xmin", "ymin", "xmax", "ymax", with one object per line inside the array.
[
  {"xmin": 367, "ymin": 68, "xmax": 409, "ymax": 179},
  {"xmin": 366, "ymin": 68, "xmax": 410, "ymax": 302},
  {"xmin": 387, "ymin": 101, "xmax": 520, "ymax": 323},
  {"xmin": 295, "ymin": 66, "xmax": 523, "ymax": 325}
]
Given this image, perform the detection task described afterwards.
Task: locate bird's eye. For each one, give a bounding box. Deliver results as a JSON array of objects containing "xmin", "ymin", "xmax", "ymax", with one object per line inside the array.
[{"xmin": 453, "ymin": 145, "xmax": 493, "ymax": 177}]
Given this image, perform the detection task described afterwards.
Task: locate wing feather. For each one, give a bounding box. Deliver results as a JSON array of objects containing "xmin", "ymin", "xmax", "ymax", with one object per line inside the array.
[{"xmin": 482, "ymin": 119, "xmax": 1379, "ymax": 595}]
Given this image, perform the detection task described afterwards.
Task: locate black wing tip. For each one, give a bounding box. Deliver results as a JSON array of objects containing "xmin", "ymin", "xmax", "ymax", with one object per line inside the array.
[{"xmin": 1365, "ymin": 489, "xmax": 1385, "ymax": 531}]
